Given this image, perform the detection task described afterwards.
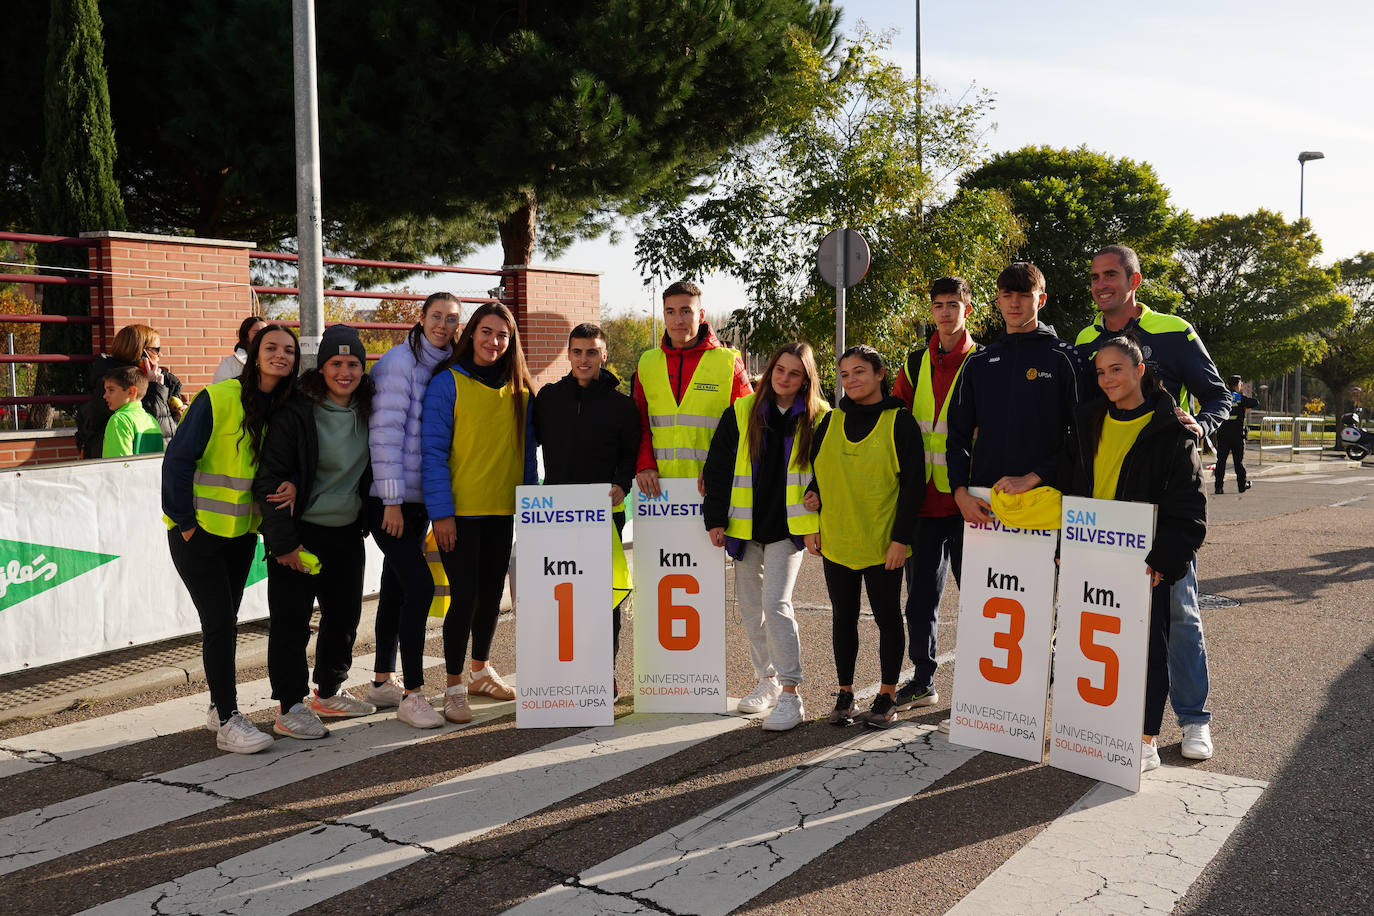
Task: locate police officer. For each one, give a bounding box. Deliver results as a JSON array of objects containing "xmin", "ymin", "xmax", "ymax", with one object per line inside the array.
[{"xmin": 1215, "ymin": 375, "xmax": 1259, "ymax": 494}]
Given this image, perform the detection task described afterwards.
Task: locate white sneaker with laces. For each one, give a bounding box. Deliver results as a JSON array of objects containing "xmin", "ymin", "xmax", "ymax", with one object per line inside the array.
[
  {"xmin": 216, "ymin": 713, "xmax": 273, "ymax": 754},
  {"xmin": 274, "ymin": 702, "xmax": 330, "ymax": 739},
  {"xmin": 310, "ymin": 690, "xmax": 377, "ymax": 719},
  {"xmin": 206, "ymin": 704, "xmax": 221, "ymax": 732},
  {"xmin": 397, "ymin": 692, "xmax": 444, "ymax": 729},
  {"xmin": 1141, "ymin": 740, "xmax": 1161, "ymax": 772},
  {"xmin": 366, "ymin": 678, "xmax": 405, "ymax": 709},
  {"xmin": 761, "ymin": 692, "xmax": 804, "ymax": 731},
  {"xmin": 1181, "ymin": 723, "xmax": 1214, "ymax": 759},
  {"xmin": 738, "ymin": 678, "xmax": 783, "ymax": 714}
]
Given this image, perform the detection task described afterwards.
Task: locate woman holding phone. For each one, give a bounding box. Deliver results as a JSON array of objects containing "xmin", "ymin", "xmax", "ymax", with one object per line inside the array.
[
  {"xmin": 421, "ymin": 302, "xmax": 536, "ymax": 724},
  {"xmin": 162, "ymin": 324, "xmax": 299, "ymax": 754}
]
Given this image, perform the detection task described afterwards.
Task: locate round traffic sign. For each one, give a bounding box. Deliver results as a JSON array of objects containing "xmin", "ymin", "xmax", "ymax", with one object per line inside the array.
[{"xmin": 816, "ymin": 229, "xmax": 871, "ymax": 289}]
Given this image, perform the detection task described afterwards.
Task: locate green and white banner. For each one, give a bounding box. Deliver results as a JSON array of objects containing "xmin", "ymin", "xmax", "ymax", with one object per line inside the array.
[{"xmin": 0, "ymin": 455, "xmax": 382, "ymax": 675}]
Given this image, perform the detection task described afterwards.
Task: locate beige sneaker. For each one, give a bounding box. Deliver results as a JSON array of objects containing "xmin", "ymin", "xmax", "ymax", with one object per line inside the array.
[
  {"xmin": 444, "ymin": 685, "xmax": 473, "ymax": 724},
  {"xmin": 467, "ymin": 665, "xmax": 515, "ymax": 700},
  {"xmin": 397, "ymin": 692, "xmax": 444, "ymax": 729}
]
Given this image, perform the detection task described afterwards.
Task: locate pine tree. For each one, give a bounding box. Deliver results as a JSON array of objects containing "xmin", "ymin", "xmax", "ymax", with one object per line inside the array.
[{"xmin": 31, "ymin": 0, "xmax": 126, "ymax": 425}]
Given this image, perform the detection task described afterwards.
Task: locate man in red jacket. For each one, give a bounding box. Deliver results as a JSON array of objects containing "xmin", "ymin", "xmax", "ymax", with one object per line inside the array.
[
  {"xmin": 891, "ymin": 277, "xmax": 978, "ymax": 711},
  {"xmin": 633, "ymin": 280, "xmax": 752, "ymax": 497}
]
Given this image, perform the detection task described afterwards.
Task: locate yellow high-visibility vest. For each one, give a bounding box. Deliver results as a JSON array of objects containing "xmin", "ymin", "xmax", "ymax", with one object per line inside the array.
[
  {"xmin": 724, "ymin": 394, "xmax": 825, "ymax": 540},
  {"xmin": 813, "ymin": 406, "xmax": 910, "ymax": 570},
  {"xmin": 163, "ymin": 380, "xmax": 259, "ymax": 537},
  {"xmin": 911, "ymin": 345, "xmax": 975, "ymax": 493},
  {"xmin": 447, "ymin": 370, "xmax": 526, "ymax": 516},
  {"xmin": 638, "ymin": 346, "xmax": 738, "ymax": 478}
]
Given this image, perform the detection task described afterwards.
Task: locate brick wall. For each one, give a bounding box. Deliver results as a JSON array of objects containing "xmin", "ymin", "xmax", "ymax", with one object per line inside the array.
[
  {"xmin": 82, "ymin": 231, "xmax": 257, "ymax": 397},
  {"xmin": 0, "ymin": 432, "xmax": 80, "ymax": 468},
  {"xmin": 506, "ymin": 265, "xmax": 601, "ymax": 388}
]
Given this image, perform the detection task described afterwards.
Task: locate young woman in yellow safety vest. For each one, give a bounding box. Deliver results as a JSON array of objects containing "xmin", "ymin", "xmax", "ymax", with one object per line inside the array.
[
  {"xmin": 421, "ymin": 302, "xmax": 537, "ymax": 725},
  {"xmin": 803, "ymin": 345, "xmax": 924, "ymax": 729},
  {"xmin": 162, "ymin": 325, "xmax": 300, "ymax": 755},
  {"xmin": 702, "ymin": 343, "xmax": 828, "ymax": 732}
]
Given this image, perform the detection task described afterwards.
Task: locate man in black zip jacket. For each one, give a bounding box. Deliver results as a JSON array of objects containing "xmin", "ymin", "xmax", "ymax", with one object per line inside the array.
[
  {"xmin": 947, "ymin": 262, "xmax": 1088, "ymax": 522},
  {"xmin": 533, "ymin": 323, "xmax": 641, "ymax": 668}
]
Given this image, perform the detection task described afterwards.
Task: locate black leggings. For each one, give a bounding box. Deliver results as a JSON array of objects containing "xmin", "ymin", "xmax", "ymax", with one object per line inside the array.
[
  {"xmin": 438, "ymin": 515, "xmax": 514, "ymax": 675},
  {"xmin": 823, "ymin": 557, "xmax": 905, "ymax": 686},
  {"xmin": 167, "ymin": 528, "xmax": 257, "ymax": 720},
  {"xmin": 367, "ymin": 499, "xmax": 434, "ymax": 690},
  {"xmin": 266, "ymin": 521, "xmax": 366, "ymax": 710},
  {"xmin": 1144, "ymin": 581, "xmax": 1173, "ymax": 737}
]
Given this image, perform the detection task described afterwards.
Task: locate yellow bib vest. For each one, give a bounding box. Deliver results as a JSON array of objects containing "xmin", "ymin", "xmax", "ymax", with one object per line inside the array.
[
  {"xmin": 163, "ymin": 379, "xmax": 260, "ymax": 537},
  {"xmin": 911, "ymin": 346, "xmax": 974, "ymax": 493},
  {"xmin": 638, "ymin": 346, "xmax": 738, "ymax": 478},
  {"xmin": 611, "ymin": 500, "xmax": 631, "ymax": 609},
  {"xmin": 814, "ymin": 406, "xmax": 911, "ymax": 570},
  {"xmin": 724, "ymin": 394, "xmax": 824, "ymax": 540},
  {"xmin": 447, "ymin": 370, "xmax": 526, "ymax": 516}
]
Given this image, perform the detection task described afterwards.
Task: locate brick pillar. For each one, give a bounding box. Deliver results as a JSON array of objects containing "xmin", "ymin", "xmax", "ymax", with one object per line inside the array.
[
  {"xmin": 504, "ymin": 265, "xmax": 601, "ymax": 389},
  {"xmin": 81, "ymin": 231, "xmax": 257, "ymax": 395}
]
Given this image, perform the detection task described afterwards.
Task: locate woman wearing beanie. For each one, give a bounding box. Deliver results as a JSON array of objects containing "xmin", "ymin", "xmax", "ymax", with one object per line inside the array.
[
  {"xmin": 804, "ymin": 345, "xmax": 924, "ymax": 729},
  {"xmin": 1061, "ymin": 335, "xmax": 1206, "ymax": 774},
  {"xmin": 364, "ymin": 293, "xmax": 460, "ymax": 728},
  {"xmin": 701, "ymin": 342, "xmax": 828, "ymax": 731},
  {"xmin": 162, "ymin": 324, "xmax": 300, "ymax": 754},
  {"xmin": 421, "ymin": 302, "xmax": 536, "ymax": 724},
  {"xmin": 254, "ymin": 324, "xmax": 379, "ymax": 739}
]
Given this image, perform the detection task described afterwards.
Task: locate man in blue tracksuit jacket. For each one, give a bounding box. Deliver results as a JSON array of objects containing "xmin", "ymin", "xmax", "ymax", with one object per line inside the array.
[
  {"xmin": 1076, "ymin": 243, "xmax": 1229, "ymax": 764},
  {"xmin": 947, "ymin": 262, "xmax": 1088, "ymax": 523}
]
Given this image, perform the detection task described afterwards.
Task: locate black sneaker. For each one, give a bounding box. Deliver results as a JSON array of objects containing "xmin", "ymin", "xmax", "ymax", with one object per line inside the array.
[
  {"xmin": 1240, "ymin": 480, "xmax": 1252, "ymax": 493},
  {"xmin": 893, "ymin": 680, "xmax": 939, "ymax": 710},
  {"xmin": 864, "ymin": 693, "xmax": 897, "ymax": 729},
  {"xmin": 828, "ymin": 690, "xmax": 856, "ymax": 726}
]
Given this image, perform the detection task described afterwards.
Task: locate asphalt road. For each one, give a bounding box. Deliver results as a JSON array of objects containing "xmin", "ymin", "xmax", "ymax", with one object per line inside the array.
[{"xmin": 0, "ymin": 462, "xmax": 1369, "ymax": 915}]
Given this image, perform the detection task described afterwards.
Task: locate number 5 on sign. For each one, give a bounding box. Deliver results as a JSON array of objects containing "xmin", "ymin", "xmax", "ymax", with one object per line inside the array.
[
  {"xmin": 948, "ymin": 489, "xmax": 1059, "ymax": 763},
  {"xmin": 632, "ymin": 478, "xmax": 727, "ymax": 713},
  {"xmin": 515, "ymin": 484, "xmax": 614, "ymax": 728}
]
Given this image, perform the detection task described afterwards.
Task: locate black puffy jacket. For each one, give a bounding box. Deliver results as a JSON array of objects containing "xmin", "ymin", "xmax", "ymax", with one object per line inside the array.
[
  {"xmin": 1061, "ymin": 390, "xmax": 1207, "ymax": 585},
  {"xmin": 75, "ymin": 354, "xmax": 183, "ymax": 458}
]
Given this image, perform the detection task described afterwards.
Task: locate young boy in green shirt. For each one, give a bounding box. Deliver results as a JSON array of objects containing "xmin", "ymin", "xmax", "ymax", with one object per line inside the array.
[{"xmin": 102, "ymin": 366, "xmax": 165, "ymax": 457}]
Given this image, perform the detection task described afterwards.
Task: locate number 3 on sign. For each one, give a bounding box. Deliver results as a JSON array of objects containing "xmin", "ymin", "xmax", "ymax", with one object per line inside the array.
[
  {"xmin": 658, "ymin": 573, "xmax": 701, "ymax": 651},
  {"xmin": 979, "ymin": 596, "xmax": 1024, "ymax": 685}
]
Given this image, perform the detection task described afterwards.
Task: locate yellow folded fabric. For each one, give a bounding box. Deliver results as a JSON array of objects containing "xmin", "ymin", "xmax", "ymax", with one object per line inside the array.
[{"xmin": 989, "ymin": 486, "xmax": 1063, "ymax": 530}]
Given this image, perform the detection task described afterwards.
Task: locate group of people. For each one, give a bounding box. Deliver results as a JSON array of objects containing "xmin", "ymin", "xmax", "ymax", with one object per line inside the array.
[{"xmin": 158, "ymin": 244, "xmax": 1235, "ymax": 776}]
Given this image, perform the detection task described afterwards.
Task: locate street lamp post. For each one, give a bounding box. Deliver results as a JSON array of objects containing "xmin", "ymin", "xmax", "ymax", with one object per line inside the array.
[{"xmin": 1291, "ymin": 151, "xmax": 1325, "ymax": 449}]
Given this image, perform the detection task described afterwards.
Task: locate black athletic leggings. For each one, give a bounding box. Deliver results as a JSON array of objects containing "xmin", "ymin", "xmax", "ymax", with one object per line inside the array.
[
  {"xmin": 823, "ymin": 557, "xmax": 905, "ymax": 686},
  {"xmin": 367, "ymin": 498, "xmax": 434, "ymax": 690},
  {"xmin": 437, "ymin": 514, "xmax": 514, "ymax": 675}
]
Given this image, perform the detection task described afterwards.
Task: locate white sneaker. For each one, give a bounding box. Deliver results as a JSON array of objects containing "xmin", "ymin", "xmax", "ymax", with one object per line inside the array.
[
  {"xmin": 1141, "ymin": 740, "xmax": 1161, "ymax": 772},
  {"xmin": 761, "ymin": 693, "xmax": 804, "ymax": 731},
  {"xmin": 937, "ymin": 718, "xmax": 951, "ymax": 734},
  {"xmin": 310, "ymin": 689, "xmax": 377, "ymax": 719},
  {"xmin": 1181, "ymin": 723, "xmax": 1214, "ymax": 759},
  {"xmin": 366, "ymin": 678, "xmax": 405, "ymax": 708},
  {"xmin": 206, "ymin": 704, "xmax": 221, "ymax": 732},
  {"xmin": 737, "ymin": 678, "xmax": 783, "ymax": 714},
  {"xmin": 216, "ymin": 713, "xmax": 273, "ymax": 754},
  {"xmin": 274, "ymin": 702, "xmax": 330, "ymax": 739},
  {"xmin": 397, "ymin": 692, "xmax": 444, "ymax": 729}
]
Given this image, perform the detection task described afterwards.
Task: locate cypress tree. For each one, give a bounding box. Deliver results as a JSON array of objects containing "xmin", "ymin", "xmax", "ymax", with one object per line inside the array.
[{"xmin": 32, "ymin": 0, "xmax": 126, "ymax": 426}]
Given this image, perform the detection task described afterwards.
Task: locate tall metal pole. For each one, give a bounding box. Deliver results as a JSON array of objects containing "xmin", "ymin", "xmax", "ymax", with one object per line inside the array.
[
  {"xmin": 1292, "ymin": 159, "xmax": 1306, "ymax": 447},
  {"xmin": 292, "ymin": 0, "xmax": 325, "ymax": 368}
]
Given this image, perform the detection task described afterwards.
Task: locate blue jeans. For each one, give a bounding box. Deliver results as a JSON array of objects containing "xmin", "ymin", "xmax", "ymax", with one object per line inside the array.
[
  {"xmin": 902, "ymin": 514, "xmax": 964, "ymax": 691},
  {"xmin": 1168, "ymin": 560, "xmax": 1211, "ymax": 725}
]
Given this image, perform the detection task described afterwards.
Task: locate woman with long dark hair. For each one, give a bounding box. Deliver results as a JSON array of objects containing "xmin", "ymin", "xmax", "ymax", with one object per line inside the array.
[
  {"xmin": 804, "ymin": 345, "xmax": 924, "ymax": 729},
  {"xmin": 702, "ymin": 343, "xmax": 828, "ymax": 731},
  {"xmin": 162, "ymin": 324, "xmax": 299, "ymax": 754},
  {"xmin": 421, "ymin": 302, "xmax": 536, "ymax": 724},
  {"xmin": 213, "ymin": 315, "xmax": 268, "ymax": 383},
  {"xmin": 255, "ymin": 325, "xmax": 380, "ymax": 739},
  {"xmin": 1061, "ymin": 334, "xmax": 1206, "ymax": 774},
  {"xmin": 363, "ymin": 292, "xmax": 460, "ymax": 728}
]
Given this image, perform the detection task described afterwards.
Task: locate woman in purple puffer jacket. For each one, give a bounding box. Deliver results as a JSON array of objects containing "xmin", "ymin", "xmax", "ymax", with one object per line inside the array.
[{"xmin": 363, "ymin": 292, "xmax": 461, "ymax": 728}]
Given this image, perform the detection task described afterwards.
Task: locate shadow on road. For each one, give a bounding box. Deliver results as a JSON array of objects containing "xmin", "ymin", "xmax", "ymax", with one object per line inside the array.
[{"xmin": 1203, "ymin": 546, "xmax": 1374, "ymax": 606}]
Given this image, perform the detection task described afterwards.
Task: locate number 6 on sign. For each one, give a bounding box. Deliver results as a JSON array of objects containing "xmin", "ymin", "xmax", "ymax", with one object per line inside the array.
[{"xmin": 658, "ymin": 574, "xmax": 701, "ymax": 651}]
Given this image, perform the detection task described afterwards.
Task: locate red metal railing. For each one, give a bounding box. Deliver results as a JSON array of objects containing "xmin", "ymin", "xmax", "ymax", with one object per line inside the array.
[{"xmin": 0, "ymin": 231, "xmax": 103, "ymax": 410}]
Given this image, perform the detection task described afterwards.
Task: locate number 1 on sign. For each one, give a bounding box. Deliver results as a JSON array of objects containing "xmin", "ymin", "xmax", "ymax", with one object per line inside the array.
[{"xmin": 554, "ymin": 581, "xmax": 573, "ymax": 662}]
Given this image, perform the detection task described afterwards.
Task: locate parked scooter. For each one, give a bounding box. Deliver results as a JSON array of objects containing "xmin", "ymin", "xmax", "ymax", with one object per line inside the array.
[{"xmin": 1339, "ymin": 412, "xmax": 1374, "ymax": 460}]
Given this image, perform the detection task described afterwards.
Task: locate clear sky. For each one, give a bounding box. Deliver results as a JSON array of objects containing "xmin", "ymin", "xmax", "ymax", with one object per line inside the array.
[{"xmin": 429, "ymin": 0, "xmax": 1374, "ymax": 317}]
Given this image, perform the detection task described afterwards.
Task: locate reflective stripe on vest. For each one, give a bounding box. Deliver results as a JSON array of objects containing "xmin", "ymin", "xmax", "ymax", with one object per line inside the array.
[
  {"xmin": 638, "ymin": 346, "xmax": 738, "ymax": 478},
  {"xmin": 813, "ymin": 405, "xmax": 910, "ymax": 570},
  {"xmin": 184, "ymin": 380, "xmax": 260, "ymax": 537},
  {"xmin": 425, "ymin": 534, "xmax": 450, "ymax": 618},
  {"xmin": 724, "ymin": 393, "xmax": 824, "ymax": 539},
  {"xmin": 911, "ymin": 346, "xmax": 974, "ymax": 493}
]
